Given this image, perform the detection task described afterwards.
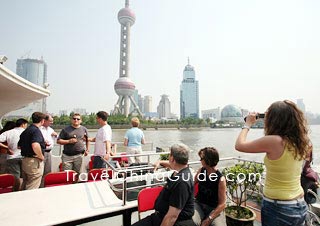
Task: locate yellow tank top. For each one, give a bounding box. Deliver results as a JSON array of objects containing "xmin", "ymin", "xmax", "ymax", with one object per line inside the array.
[{"xmin": 263, "ymin": 144, "xmax": 303, "ymax": 200}]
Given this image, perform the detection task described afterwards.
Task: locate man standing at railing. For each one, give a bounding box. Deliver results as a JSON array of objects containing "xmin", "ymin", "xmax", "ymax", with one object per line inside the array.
[
  {"xmin": 132, "ymin": 144, "xmax": 195, "ymax": 226},
  {"xmin": 57, "ymin": 113, "xmax": 89, "ymax": 175},
  {"xmin": 87, "ymin": 111, "xmax": 118, "ymax": 169}
]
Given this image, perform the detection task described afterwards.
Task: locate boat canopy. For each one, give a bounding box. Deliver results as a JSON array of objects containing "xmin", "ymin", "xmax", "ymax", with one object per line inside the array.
[{"xmin": 0, "ymin": 63, "xmax": 50, "ymax": 119}]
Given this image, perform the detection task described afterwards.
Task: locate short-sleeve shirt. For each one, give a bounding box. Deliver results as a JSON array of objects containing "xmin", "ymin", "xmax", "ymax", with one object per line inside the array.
[
  {"xmin": 154, "ymin": 167, "xmax": 194, "ymax": 221},
  {"xmin": 124, "ymin": 127, "xmax": 144, "ymax": 147},
  {"xmin": 0, "ymin": 127, "xmax": 25, "ymax": 159},
  {"xmin": 19, "ymin": 124, "xmax": 45, "ymax": 157},
  {"xmin": 196, "ymin": 167, "xmax": 223, "ymax": 208},
  {"xmin": 94, "ymin": 124, "xmax": 112, "ymax": 157},
  {"xmin": 40, "ymin": 126, "xmax": 56, "ymax": 150},
  {"xmin": 58, "ymin": 125, "xmax": 88, "ymax": 156}
]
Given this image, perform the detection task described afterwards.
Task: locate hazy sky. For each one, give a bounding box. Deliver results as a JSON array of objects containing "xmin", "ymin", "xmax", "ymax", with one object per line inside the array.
[{"xmin": 1, "ymin": 0, "xmax": 320, "ymax": 115}]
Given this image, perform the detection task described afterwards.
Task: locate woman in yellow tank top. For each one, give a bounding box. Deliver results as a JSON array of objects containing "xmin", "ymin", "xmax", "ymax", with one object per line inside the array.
[{"xmin": 235, "ymin": 100, "xmax": 311, "ymax": 226}]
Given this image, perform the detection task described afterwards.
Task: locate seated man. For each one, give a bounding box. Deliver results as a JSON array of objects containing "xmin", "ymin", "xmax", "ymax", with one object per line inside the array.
[{"xmin": 132, "ymin": 144, "xmax": 195, "ymax": 226}]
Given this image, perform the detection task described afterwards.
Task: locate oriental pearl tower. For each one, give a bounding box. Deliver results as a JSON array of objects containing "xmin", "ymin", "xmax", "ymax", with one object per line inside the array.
[{"xmin": 113, "ymin": 0, "xmax": 142, "ymax": 116}]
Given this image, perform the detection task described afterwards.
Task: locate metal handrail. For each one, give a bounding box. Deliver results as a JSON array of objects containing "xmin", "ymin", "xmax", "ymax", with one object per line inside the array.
[{"xmin": 103, "ymin": 155, "xmax": 265, "ymax": 206}]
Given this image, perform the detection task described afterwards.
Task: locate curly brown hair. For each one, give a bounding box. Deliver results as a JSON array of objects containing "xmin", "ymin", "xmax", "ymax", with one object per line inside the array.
[{"xmin": 264, "ymin": 100, "xmax": 310, "ymax": 160}]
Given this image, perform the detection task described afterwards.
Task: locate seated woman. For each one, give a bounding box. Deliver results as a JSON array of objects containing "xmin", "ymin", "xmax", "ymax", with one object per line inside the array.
[{"xmin": 193, "ymin": 147, "xmax": 227, "ymax": 226}]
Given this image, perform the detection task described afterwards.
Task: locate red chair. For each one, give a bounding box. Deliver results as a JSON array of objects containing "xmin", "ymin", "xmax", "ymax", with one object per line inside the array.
[
  {"xmin": 0, "ymin": 174, "xmax": 15, "ymax": 194},
  {"xmin": 87, "ymin": 168, "xmax": 112, "ymax": 182},
  {"xmin": 59, "ymin": 162, "xmax": 63, "ymax": 171},
  {"xmin": 194, "ymin": 182, "xmax": 199, "ymax": 197},
  {"xmin": 137, "ymin": 186, "xmax": 163, "ymax": 220},
  {"xmin": 114, "ymin": 153, "xmax": 129, "ymax": 167},
  {"xmin": 88, "ymin": 155, "xmax": 95, "ymax": 170},
  {"xmin": 44, "ymin": 170, "xmax": 77, "ymax": 187}
]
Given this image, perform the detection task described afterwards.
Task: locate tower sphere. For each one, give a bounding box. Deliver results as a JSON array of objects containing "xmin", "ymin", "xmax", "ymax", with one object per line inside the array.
[
  {"xmin": 118, "ymin": 8, "xmax": 136, "ymax": 26},
  {"xmin": 114, "ymin": 77, "xmax": 136, "ymax": 96}
]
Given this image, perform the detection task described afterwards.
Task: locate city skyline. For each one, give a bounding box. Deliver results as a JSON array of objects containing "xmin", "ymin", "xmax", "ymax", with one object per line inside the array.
[{"xmin": 1, "ymin": 0, "xmax": 320, "ymax": 116}]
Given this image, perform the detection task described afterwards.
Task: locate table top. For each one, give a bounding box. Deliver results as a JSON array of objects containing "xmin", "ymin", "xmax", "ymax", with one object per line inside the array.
[{"xmin": 0, "ymin": 181, "xmax": 137, "ymax": 226}]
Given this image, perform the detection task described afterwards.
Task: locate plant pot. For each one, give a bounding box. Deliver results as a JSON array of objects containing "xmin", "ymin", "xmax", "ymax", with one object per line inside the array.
[{"xmin": 225, "ymin": 206, "xmax": 256, "ymax": 226}]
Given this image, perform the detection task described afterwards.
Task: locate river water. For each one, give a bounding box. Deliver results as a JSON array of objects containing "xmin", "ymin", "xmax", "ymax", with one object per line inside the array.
[{"xmin": 85, "ymin": 125, "xmax": 320, "ymax": 166}]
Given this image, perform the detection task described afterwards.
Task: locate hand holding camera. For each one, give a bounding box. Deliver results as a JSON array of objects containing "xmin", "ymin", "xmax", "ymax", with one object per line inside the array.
[{"xmin": 244, "ymin": 113, "xmax": 265, "ymax": 127}]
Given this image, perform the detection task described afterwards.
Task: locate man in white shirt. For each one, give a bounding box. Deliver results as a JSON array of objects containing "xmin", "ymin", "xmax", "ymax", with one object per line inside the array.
[
  {"xmin": 0, "ymin": 118, "xmax": 28, "ymax": 191},
  {"xmin": 89, "ymin": 111, "xmax": 113, "ymax": 169},
  {"xmin": 40, "ymin": 114, "xmax": 57, "ymax": 177}
]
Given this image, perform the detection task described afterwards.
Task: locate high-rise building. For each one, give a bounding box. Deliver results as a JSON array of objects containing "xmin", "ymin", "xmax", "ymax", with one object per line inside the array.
[
  {"xmin": 113, "ymin": 0, "xmax": 142, "ymax": 116},
  {"xmin": 8, "ymin": 57, "xmax": 48, "ymax": 117},
  {"xmin": 138, "ymin": 94, "xmax": 144, "ymax": 113},
  {"xmin": 157, "ymin": 94, "xmax": 171, "ymax": 118},
  {"xmin": 297, "ymin": 99, "xmax": 306, "ymax": 114},
  {"xmin": 180, "ymin": 59, "xmax": 199, "ymax": 119},
  {"xmin": 144, "ymin": 95, "xmax": 152, "ymax": 113}
]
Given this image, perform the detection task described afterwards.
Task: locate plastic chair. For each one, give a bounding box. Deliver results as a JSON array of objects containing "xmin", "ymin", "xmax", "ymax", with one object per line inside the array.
[
  {"xmin": 44, "ymin": 170, "xmax": 77, "ymax": 187},
  {"xmin": 137, "ymin": 186, "xmax": 163, "ymax": 220},
  {"xmin": 88, "ymin": 155, "xmax": 95, "ymax": 170},
  {"xmin": 0, "ymin": 174, "xmax": 15, "ymax": 194},
  {"xmin": 87, "ymin": 168, "xmax": 112, "ymax": 182},
  {"xmin": 194, "ymin": 182, "xmax": 199, "ymax": 197},
  {"xmin": 113, "ymin": 153, "xmax": 129, "ymax": 167}
]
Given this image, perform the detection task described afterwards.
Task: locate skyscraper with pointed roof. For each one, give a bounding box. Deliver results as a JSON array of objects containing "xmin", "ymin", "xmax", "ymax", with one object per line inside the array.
[{"xmin": 180, "ymin": 58, "xmax": 199, "ymax": 119}]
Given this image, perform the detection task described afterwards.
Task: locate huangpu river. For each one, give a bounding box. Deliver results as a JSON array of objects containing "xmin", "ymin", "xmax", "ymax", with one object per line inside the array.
[{"xmin": 83, "ymin": 125, "xmax": 320, "ymax": 166}]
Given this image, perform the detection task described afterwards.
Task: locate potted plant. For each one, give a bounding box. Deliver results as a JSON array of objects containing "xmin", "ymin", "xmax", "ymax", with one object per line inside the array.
[{"xmin": 222, "ymin": 161, "xmax": 264, "ymax": 226}]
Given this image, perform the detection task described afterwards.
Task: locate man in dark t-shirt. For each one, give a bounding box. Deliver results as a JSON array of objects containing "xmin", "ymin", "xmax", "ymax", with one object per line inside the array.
[
  {"xmin": 57, "ymin": 113, "xmax": 89, "ymax": 174},
  {"xmin": 132, "ymin": 144, "xmax": 195, "ymax": 226},
  {"xmin": 19, "ymin": 112, "xmax": 46, "ymax": 190}
]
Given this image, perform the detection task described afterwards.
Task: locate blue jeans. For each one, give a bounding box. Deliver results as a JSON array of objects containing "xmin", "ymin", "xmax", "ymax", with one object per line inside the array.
[{"xmin": 261, "ymin": 198, "xmax": 307, "ymax": 226}]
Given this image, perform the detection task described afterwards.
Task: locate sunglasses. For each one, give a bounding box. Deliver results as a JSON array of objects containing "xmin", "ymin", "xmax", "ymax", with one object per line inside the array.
[{"xmin": 73, "ymin": 118, "xmax": 81, "ymax": 121}]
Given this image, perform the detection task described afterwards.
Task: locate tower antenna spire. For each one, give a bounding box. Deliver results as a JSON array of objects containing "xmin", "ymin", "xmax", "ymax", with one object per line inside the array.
[
  {"xmin": 188, "ymin": 57, "xmax": 190, "ymax": 65},
  {"xmin": 125, "ymin": 0, "xmax": 129, "ymax": 7}
]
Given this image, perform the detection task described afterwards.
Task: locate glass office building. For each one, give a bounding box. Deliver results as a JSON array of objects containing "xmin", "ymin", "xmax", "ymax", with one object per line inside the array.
[
  {"xmin": 180, "ymin": 61, "xmax": 199, "ymax": 119},
  {"xmin": 7, "ymin": 58, "xmax": 48, "ymax": 117}
]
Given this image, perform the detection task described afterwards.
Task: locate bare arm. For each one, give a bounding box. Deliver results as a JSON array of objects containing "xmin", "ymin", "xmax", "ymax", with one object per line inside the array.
[
  {"xmin": 103, "ymin": 141, "xmax": 112, "ymax": 161},
  {"xmin": 153, "ymin": 160, "xmax": 171, "ymax": 171},
  {"xmin": 32, "ymin": 142, "xmax": 44, "ymax": 161},
  {"xmin": 160, "ymin": 206, "xmax": 181, "ymax": 226},
  {"xmin": 235, "ymin": 113, "xmax": 284, "ymax": 159},
  {"xmin": 124, "ymin": 138, "xmax": 128, "ymax": 146},
  {"xmin": 88, "ymin": 137, "xmax": 96, "ymax": 142},
  {"xmin": 141, "ymin": 137, "xmax": 145, "ymax": 145},
  {"xmin": 201, "ymin": 176, "xmax": 227, "ymax": 226},
  {"xmin": 57, "ymin": 138, "xmax": 77, "ymax": 145},
  {"xmin": 0, "ymin": 143, "xmax": 8, "ymax": 150}
]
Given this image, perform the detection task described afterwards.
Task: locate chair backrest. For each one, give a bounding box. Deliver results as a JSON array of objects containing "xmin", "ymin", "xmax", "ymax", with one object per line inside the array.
[
  {"xmin": 194, "ymin": 182, "xmax": 199, "ymax": 197},
  {"xmin": 44, "ymin": 170, "xmax": 77, "ymax": 187},
  {"xmin": 88, "ymin": 155, "xmax": 95, "ymax": 170},
  {"xmin": 87, "ymin": 168, "xmax": 111, "ymax": 181},
  {"xmin": 138, "ymin": 186, "xmax": 163, "ymax": 219},
  {"xmin": 0, "ymin": 174, "xmax": 15, "ymax": 194},
  {"xmin": 120, "ymin": 153, "xmax": 129, "ymax": 164},
  {"xmin": 113, "ymin": 153, "xmax": 129, "ymax": 167}
]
